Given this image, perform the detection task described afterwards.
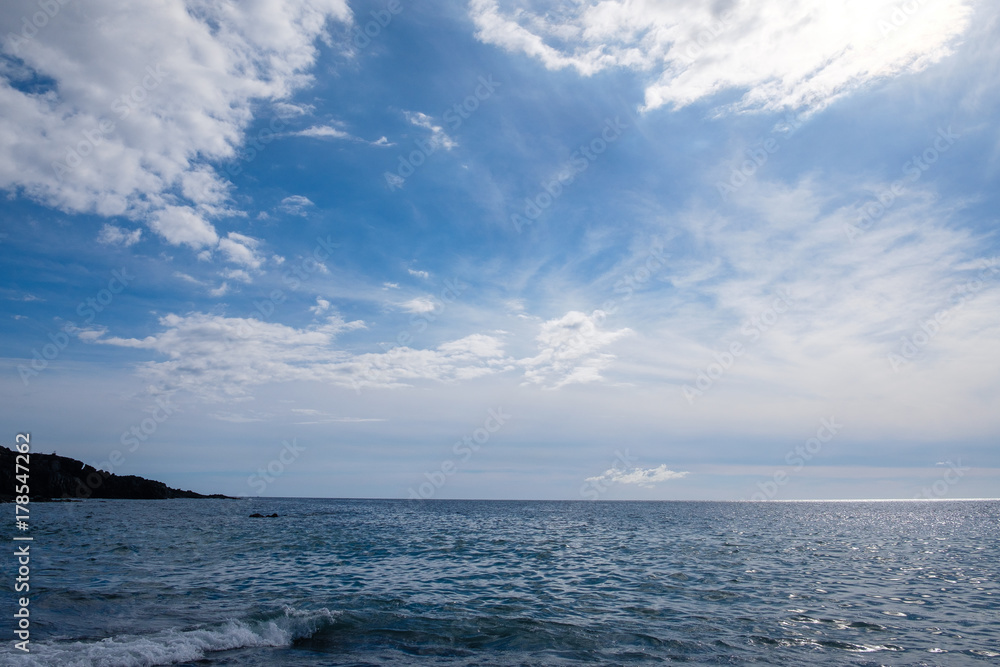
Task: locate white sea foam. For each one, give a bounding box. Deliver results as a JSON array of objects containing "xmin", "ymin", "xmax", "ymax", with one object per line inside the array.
[{"xmin": 5, "ymin": 607, "xmax": 337, "ymax": 667}]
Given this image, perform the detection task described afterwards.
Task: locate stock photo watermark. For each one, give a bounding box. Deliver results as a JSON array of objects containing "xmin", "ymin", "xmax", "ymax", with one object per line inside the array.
[
  {"xmin": 5, "ymin": 0, "xmax": 70, "ymax": 53},
  {"xmin": 878, "ymin": 0, "xmax": 931, "ymax": 36},
  {"xmin": 511, "ymin": 116, "xmax": 629, "ymax": 233},
  {"xmin": 407, "ymin": 408, "xmax": 510, "ymax": 500},
  {"xmin": 887, "ymin": 257, "xmax": 998, "ymax": 371},
  {"xmin": 915, "ymin": 460, "xmax": 969, "ymax": 499},
  {"xmin": 844, "ymin": 126, "xmax": 959, "ymax": 243},
  {"xmin": 566, "ymin": 243, "xmax": 671, "ymax": 352},
  {"xmin": 676, "ymin": 7, "xmax": 739, "ymax": 64},
  {"xmin": 351, "ymin": 0, "xmax": 403, "ymax": 49},
  {"xmin": 716, "ymin": 110, "xmax": 808, "ymax": 201},
  {"xmin": 443, "ymin": 75, "xmax": 501, "ymax": 131},
  {"xmin": 748, "ymin": 417, "xmax": 843, "ymax": 501},
  {"xmin": 17, "ymin": 267, "xmax": 135, "ymax": 385},
  {"xmin": 351, "ymin": 276, "xmax": 468, "ymax": 393},
  {"xmin": 247, "ymin": 439, "xmax": 306, "ymax": 496},
  {"xmin": 221, "ymin": 235, "xmax": 338, "ymax": 348},
  {"xmin": 683, "ymin": 290, "xmax": 794, "ymax": 404},
  {"xmin": 385, "ymin": 76, "xmax": 500, "ymax": 191},
  {"xmin": 52, "ymin": 65, "xmax": 168, "ymax": 180},
  {"xmin": 10, "ymin": 432, "xmax": 32, "ymax": 652},
  {"xmin": 579, "ymin": 449, "xmax": 638, "ymax": 500},
  {"xmin": 224, "ymin": 113, "xmax": 294, "ymax": 178}
]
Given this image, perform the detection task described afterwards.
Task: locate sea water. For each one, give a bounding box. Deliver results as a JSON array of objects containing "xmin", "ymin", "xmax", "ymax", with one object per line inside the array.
[{"xmin": 1, "ymin": 499, "xmax": 997, "ymax": 665}]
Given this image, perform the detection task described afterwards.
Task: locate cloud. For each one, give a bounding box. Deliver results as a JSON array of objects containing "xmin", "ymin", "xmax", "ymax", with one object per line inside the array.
[
  {"xmin": 401, "ymin": 296, "xmax": 437, "ymax": 313},
  {"xmin": 273, "ymin": 102, "xmax": 315, "ymax": 117},
  {"xmin": 404, "ymin": 111, "xmax": 457, "ymax": 150},
  {"xmin": 294, "ymin": 124, "xmax": 393, "ymax": 146},
  {"xmin": 309, "ymin": 297, "xmax": 331, "ymax": 315},
  {"xmin": 603, "ymin": 171, "xmax": 1000, "ymax": 439},
  {"xmin": 87, "ymin": 313, "xmax": 508, "ymax": 400},
  {"xmin": 173, "ymin": 272, "xmax": 203, "ymax": 285},
  {"xmin": 288, "ymin": 408, "xmax": 387, "ymax": 424},
  {"xmin": 408, "ymin": 268, "xmax": 430, "ymax": 279},
  {"xmin": 5, "ymin": 292, "xmax": 42, "ymax": 302},
  {"xmin": 220, "ymin": 268, "xmax": 253, "ymax": 284},
  {"xmin": 468, "ymin": 0, "xmax": 973, "ymax": 114},
  {"xmin": 278, "ymin": 195, "xmax": 315, "ymax": 216},
  {"xmin": 97, "ymin": 224, "xmax": 142, "ymax": 247},
  {"xmin": 208, "ymin": 411, "xmax": 266, "ymax": 423},
  {"xmin": 0, "ymin": 0, "xmax": 351, "ymax": 250},
  {"xmin": 586, "ymin": 465, "xmax": 689, "ymax": 487},
  {"xmin": 294, "ymin": 124, "xmax": 353, "ymax": 140},
  {"xmin": 216, "ymin": 232, "xmax": 264, "ymax": 269},
  {"xmin": 520, "ymin": 310, "xmax": 632, "ymax": 388},
  {"xmin": 149, "ymin": 206, "xmax": 219, "ymax": 249}
]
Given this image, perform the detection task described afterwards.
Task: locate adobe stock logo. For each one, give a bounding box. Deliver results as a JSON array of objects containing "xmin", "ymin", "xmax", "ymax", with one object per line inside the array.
[
  {"xmin": 511, "ymin": 117, "xmax": 628, "ymax": 233},
  {"xmin": 352, "ymin": 0, "xmax": 404, "ymax": 49},
  {"xmin": 407, "ymin": 408, "xmax": 510, "ymax": 500}
]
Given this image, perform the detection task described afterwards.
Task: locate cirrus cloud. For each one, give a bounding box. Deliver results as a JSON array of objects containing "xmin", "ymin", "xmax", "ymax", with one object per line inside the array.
[{"xmin": 468, "ymin": 0, "xmax": 973, "ymax": 114}]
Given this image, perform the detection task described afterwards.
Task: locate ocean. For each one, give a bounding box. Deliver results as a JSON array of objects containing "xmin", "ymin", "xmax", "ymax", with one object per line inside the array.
[{"xmin": 2, "ymin": 499, "xmax": 997, "ymax": 666}]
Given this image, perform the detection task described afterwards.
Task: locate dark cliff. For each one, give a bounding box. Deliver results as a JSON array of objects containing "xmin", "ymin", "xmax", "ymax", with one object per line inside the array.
[{"xmin": 0, "ymin": 446, "xmax": 232, "ymax": 501}]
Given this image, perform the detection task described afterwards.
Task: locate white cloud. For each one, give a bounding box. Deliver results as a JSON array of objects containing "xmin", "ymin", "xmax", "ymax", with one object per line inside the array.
[
  {"xmin": 404, "ymin": 111, "xmax": 457, "ymax": 150},
  {"xmin": 173, "ymin": 272, "xmax": 203, "ymax": 285},
  {"xmin": 150, "ymin": 206, "xmax": 219, "ymax": 249},
  {"xmin": 0, "ymin": 0, "xmax": 351, "ymax": 249},
  {"xmin": 209, "ymin": 283, "xmax": 229, "ymax": 297},
  {"xmin": 278, "ymin": 195, "xmax": 315, "ymax": 216},
  {"xmin": 520, "ymin": 310, "xmax": 632, "ymax": 388},
  {"xmin": 586, "ymin": 465, "xmax": 689, "ymax": 487},
  {"xmin": 97, "ymin": 224, "xmax": 142, "ymax": 247},
  {"xmin": 87, "ymin": 313, "xmax": 508, "ymax": 400},
  {"xmin": 273, "ymin": 102, "xmax": 314, "ymax": 117},
  {"xmin": 602, "ymin": 173, "xmax": 1000, "ymax": 440},
  {"xmin": 468, "ymin": 0, "xmax": 973, "ymax": 114},
  {"xmin": 217, "ymin": 232, "xmax": 264, "ymax": 269},
  {"xmin": 220, "ymin": 268, "xmax": 253, "ymax": 284},
  {"xmin": 408, "ymin": 268, "xmax": 430, "ymax": 279},
  {"xmin": 401, "ymin": 296, "xmax": 437, "ymax": 313},
  {"xmin": 309, "ymin": 297, "xmax": 330, "ymax": 315},
  {"xmin": 294, "ymin": 124, "xmax": 352, "ymax": 140},
  {"xmin": 294, "ymin": 124, "xmax": 392, "ymax": 146}
]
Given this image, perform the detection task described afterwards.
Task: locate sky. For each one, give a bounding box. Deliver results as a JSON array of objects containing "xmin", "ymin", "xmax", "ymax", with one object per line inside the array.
[{"xmin": 1, "ymin": 0, "xmax": 998, "ymax": 501}]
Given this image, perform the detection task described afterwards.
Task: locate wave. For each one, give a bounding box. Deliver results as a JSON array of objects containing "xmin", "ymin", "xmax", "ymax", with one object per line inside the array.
[{"xmin": 6, "ymin": 607, "xmax": 337, "ymax": 667}]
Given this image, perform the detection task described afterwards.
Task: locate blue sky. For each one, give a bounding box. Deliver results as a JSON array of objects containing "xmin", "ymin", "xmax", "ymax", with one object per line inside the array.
[{"xmin": 1, "ymin": 0, "xmax": 998, "ymax": 500}]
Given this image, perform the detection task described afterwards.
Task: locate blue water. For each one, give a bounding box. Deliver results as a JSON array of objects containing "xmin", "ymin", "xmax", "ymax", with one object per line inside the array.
[{"xmin": 2, "ymin": 499, "xmax": 998, "ymax": 665}]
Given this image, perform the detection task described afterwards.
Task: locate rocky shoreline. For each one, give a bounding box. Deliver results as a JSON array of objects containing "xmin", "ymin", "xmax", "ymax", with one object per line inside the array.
[{"xmin": 0, "ymin": 446, "xmax": 234, "ymax": 501}]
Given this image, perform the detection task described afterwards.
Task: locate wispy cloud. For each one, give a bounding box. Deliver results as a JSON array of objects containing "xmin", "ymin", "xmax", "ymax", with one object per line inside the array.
[
  {"xmin": 278, "ymin": 195, "xmax": 315, "ymax": 216},
  {"xmin": 404, "ymin": 111, "xmax": 457, "ymax": 150},
  {"xmin": 469, "ymin": 0, "xmax": 973, "ymax": 114},
  {"xmin": 97, "ymin": 224, "xmax": 142, "ymax": 247},
  {"xmin": 520, "ymin": 310, "xmax": 632, "ymax": 389}
]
